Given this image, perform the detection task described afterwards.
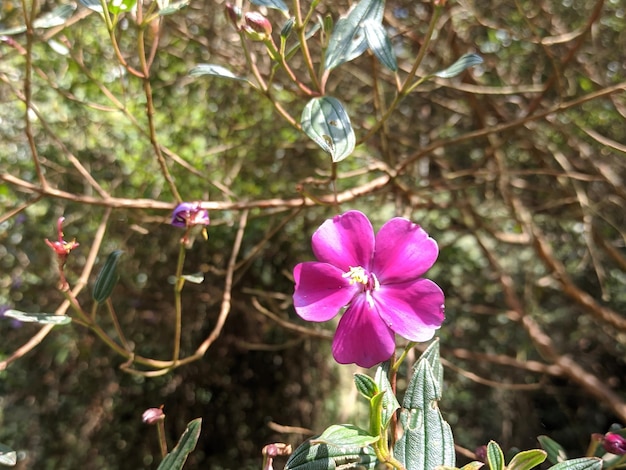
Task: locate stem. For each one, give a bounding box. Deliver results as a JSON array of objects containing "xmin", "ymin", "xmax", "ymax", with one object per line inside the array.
[
  {"xmin": 156, "ymin": 418, "xmax": 168, "ymax": 458},
  {"xmin": 172, "ymin": 242, "xmax": 187, "ymax": 364},
  {"xmin": 293, "ymin": 0, "xmax": 321, "ymax": 92}
]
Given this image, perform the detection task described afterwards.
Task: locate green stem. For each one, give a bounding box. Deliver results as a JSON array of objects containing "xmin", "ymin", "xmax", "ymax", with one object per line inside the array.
[
  {"xmin": 293, "ymin": 0, "xmax": 321, "ymax": 92},
  {"xmin": 172, "ymin": 242, "xmax": 186, "ymax": 364},
  {"xmin": 157, "ymin": 418, "xmax": 168, "ymax": 458}
]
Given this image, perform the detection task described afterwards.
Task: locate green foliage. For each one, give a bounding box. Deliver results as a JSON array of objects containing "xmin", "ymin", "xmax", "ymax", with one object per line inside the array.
[
  {"xmin": 157, "ymin": 418, "xmax": 202, "ymax": 470},
  {"xmin": 92, "ymin": 250, "xmax": 124, "ymax": 304}
]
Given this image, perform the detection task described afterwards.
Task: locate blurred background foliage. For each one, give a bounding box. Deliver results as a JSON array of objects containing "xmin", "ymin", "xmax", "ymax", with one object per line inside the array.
[{"xmin": 0, "ymin": 0, "xmax": 625, "ymax": 468}]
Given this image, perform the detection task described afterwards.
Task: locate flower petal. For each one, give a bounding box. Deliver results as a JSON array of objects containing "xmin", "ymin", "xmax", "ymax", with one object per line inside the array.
[
  {"xmin": 312, "ymin": 211, "xmax": 375, "ymax": 271},
  {"xmin": 332, "ymin": 295, "xmax": 396, "ymax": 368},
  {"xmin": 374, "ymin": 278, "xmax": 445, "ymax": 342},
  {"xmin": 372, "ymin": 217, "xmax": 439, "ymax": 283},
  {"xmin": 293, "ymin": 262, "xmax": 358, "ymax": 322}
]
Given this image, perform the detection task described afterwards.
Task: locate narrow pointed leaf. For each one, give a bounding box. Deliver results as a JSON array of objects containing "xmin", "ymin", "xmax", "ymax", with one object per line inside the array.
[
  {"xmin": 32, "ymin": 3, "xmax": 76, "ymax": 29},
  {"xmin": 548, "ymin": 458, "xmax": 603, "ymax": 470},
  {"xmin": 93, "ymin": 250, "xmax": 123, "ymax": 304},
  {"xmin": 537, "ymin": 435, "xmax": 568, "ymax": 464},
  {"xmin": 285, "ymin": 425, "xmax": 377, "ymax": 470},
  {"xmin": 374, "ymin": 365, "xmax": 400, "ymax": 430},
  {"xmin": 3, "ymin": 309, "xmax": 71, "ymax": 325},
  {"xmin": 324, "ymin": 0, "xmax": 384, "ymax": 70},
  {"xmin": 363, "ymin": 20, "xmax": 397, "ymax": 71},
  {"xmin": 158, "ymin": 0, "xmax": 189, "ymax": 16},
  {"xmin": 182, "ymin": 273, "xmax": 204, "ymax": 284},
  {"xmin": 250, "ymin": 0, "xmax": 289, "ymax": 13},
  {"xmin": 189, "ymin": 64, "xmax": 248, "ymax": 83},
  {"xmin": 395, "ymin": 339, "xmax": 455, "ymax": 470},
  {"xmin": 157, "ymin": 418, "xmax": 202, "ymax": 470},
  {"xmin": 487, "ymin": 441, "xmax": 505, "ymax": 470},
  {"xmin": 507, "ymin": 449, "xmax": 547, "ymax": 470},
  {"xmin": 78, "ymin": 0, "xmax": 104, "ymax": 13},
  {"xmin": 0, "ymin": 443, "xmax": 17, "ymax": 466},
  {"xmin": 434, "ymin": 53, "xmax": 483, "ymax": 78},
  {"xmin": 301, "ymin": 97, "xmax": 355, "ymax": 162},
  {"xmin": 107, "ymin": 0, "xmax": 136, "ymax": 14}
]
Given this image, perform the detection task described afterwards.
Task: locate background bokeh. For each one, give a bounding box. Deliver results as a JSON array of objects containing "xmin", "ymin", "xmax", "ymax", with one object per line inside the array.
[{"xmin": 1, "ymin": 0, "xmax": 625, "ymax": 468}]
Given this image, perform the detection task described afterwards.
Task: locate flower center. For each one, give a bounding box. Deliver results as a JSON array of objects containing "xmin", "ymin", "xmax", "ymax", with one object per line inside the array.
[{"xmin": 343, "ymin": 266, "xmax": 380, "ymax": 291}]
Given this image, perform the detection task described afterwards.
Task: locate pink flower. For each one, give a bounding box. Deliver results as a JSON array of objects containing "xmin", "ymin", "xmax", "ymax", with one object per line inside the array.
[{"xmin": 293, "ymin": 210, "xmax": 445, "ymax": 368}]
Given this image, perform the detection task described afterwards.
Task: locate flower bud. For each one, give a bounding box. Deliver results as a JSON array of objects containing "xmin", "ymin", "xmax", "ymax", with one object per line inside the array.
[
  {"xmin": 474, "ymin": 445, "xmax": 488, "ymax": 462},
  {"xmin": 280, "ymin": 17, "xmax": 294, "ymax": 38},
  {"xmin": 262, "ymin": 443, "xmax": 292, "ymax": 458},
  {"xmin": 224, "ymin": 2, "xmax": 242, "ymax": 26},
  {"xmin": 603, "ymin": 433, "xmax": 626, "ymax": 455},
  {"xmin": 244, "ymin": 11, "xmax": 272, "ymax": 38},
  {"xmin": 142, "ymin": 407, "xmax": 165, "ymax": 425}
]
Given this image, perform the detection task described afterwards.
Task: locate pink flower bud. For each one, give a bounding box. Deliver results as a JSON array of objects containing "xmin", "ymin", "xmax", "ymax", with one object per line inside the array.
[
  {"xmin": 224, "ymin": 2, "xmax": 242, "ymax": 26},
  {"xmin": 604, "ymin": 433, "xmax": 626, "ymax": 456},
  {"xmin": 142, "ymin": 407, "xmax": 165, "ymax": 425},
  {"xmin": 244, "ymin": 11, "xmax": 272, "ymax": 36}
]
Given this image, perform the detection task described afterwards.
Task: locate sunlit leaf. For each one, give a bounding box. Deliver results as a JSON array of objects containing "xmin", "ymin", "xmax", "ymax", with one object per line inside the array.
[
  {"xmin": 93, "ymin": 250, "xmax": 123, "ymax": 304},
  {"xmin": 433, "ymin": 53, "xmax": 483, "ymax": 78},
  {"xmin": 108, "ymin": 0, "xmax": 137, "ymax": 15},
  {"xmin": 537, "ymin": 435, "xmax": 568, "ymax": 465},
  {"xmin": 363, "ymin": 19, "xmax": 397, "ymax": 71},
  {"xmin": 189, "ymin": 64, "xmax": 248, "ymax": 83},
  {"xmin": 182, "ymin": 273, "xmax": 204, "ymax": 284},
  {"xmin": 249, "ymin": 0, "xmax": 289, "ymax": 14},
  {"xmin": 301, "ymin": 96, "xmax": 355, "ymax": 162},
  {"xmin": 324, "ymin": 0, "xmax": 384, "ymax": 71},
  {"xmin": 548, "ymin": 458, "xmax": 603, "ymax": 470},
  {"xmin": 33, "ymin": 3, "xmax": 77, "ymax": 29},
  {"xmin": 158, "ymin": 0, "xmax": 189, "ymax": 16},
  {"xmin": 3, "ymin": 309, "xmax": 71, "ymax": 325},
  {"xmin": 507, "ymin": 449, "xmax": 547, "ymax": 470},
  {"xmin": 486, "ymin": 441, "xmax": 505, "ymax": 470},
  {"xmin": 0, "ymin": 443, "xmax": 17, "ymax": 466},
  {"xmin": 78, "ymin": 0, "xmax": 104, "ymax": 13}
]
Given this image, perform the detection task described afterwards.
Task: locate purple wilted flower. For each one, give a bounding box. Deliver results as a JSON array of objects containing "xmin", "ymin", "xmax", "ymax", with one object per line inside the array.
[
  {"xmin": 293, "ymin": 210, "xmax": 445, "ymax": 368},
  {"xmin": 171, "ymin": 202, "xmax": 210, "ymax": 228},
  {"xmin": 45, "ymin": 217, "xmax": 79, "ymax": 290},
  {"xmin": 604, "ymin": 433, "xmax": 626, "ymax": 455}
]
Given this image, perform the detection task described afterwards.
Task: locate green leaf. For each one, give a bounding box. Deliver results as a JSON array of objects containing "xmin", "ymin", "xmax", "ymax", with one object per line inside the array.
[
  {"xmin": 0, "ymin": 443, "xmax": 17, "ymax": 466},
  {"xmin": 285, "ymin": 425, "xmax": 377, "ymax": 470},
  {"xmin": 507, "ymin": 449, "xmax": 547, "ymax": 470},
  {"xmin": 181, "ymin": 273, "xmax": 204, "ymax": 284},
  {"xmin": 301, "ymin": 96, "xmax": 355, "ymax": 162},
  {"xmin": 374, "ymin": 365, "xmax": 400, "ymax": 430},
  {"xmin": 249, "ymin": 0, "xmax": 289, "ymax": 14},
  {"xmin": 189, "ymin": 64, "xmax": 248, "ymax": 83},
  {"xmin": 158, "ymin": 0, "xmax": 189, "ymax": 16},
  {"xmin": 78, "ymin": 0, "xmax": 104, "ymax": 14},
  {"xmin": 433, "ymin": 53, "xmax": 483, "ymax": 79},
  {"xmin": 363, "ymin": 19, "xmax": 397, "ymax": 71},
  {"xmin": 33, "ymin": 4, "xmax": 77, "ymax": 28},
  {"xmin": 487, "ymin": 441, "xmax": 505, "ymax": 470},
  {"xmin": 324, "ymin": 0, "xmax": 384, "ymax": 71},
  {"xmin": 157, "ymin": 418, "xmax": 202, "ymax": 470},
  {"xmin": 107, "ymin": 0, "xmax": 136, "ymax": 15},
  {"xmin": 3, "ymin": 309, "xmax": 71, "ymax": 325},
  {"xmin": 395, "ymin": 339, "xmax": 455, "ymax": 470},
  {"xmin": 548, "ymin": 458, "xmax": 603, "ymax": 470},
  {"xmin": 354, "ymin": 373, "xmax": 378, "ymax": 399},
  {"xmin": 437, "ymin": 464, "xmax": 484, "ymax": 470},
  {"xmin": 93, "ymin": 250, "xmax": 123, "ymax": 304},
  {"xmin": 537, "ymin": 436, "xmax": 568, "ymax": 464}
]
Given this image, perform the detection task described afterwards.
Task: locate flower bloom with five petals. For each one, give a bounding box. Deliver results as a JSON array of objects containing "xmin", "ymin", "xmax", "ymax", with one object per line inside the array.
[
  {"xmin": 293, "ymin": 210, "xmax": 445, "ymax": 368},
  {"xmin": 171, "ymin": 202, "xmax": 210, "ymax": 228}
]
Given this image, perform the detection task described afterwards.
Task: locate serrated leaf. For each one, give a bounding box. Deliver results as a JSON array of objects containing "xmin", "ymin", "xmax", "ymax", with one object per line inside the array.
[
  {"xmin": 285, "ymin": 425, "xmax": 377, "ymax": 470},
  {"xmin": 301, "ymin": 96, "xmax": 355, "ymax": 162},
  {"xmin": 507, "ymin": 449, "xmax": 547, "ymax": 470},
  {"xmin": 487, "ymin": 441, "xmax": 505, "ymax": 470},
  {"xmin": 189, "ymin": 64, "xmax": 248, "ymax": 83},
  {"xmin": 181, "ymin": 273, "xmax": 204, "ymax": 284},
  {"xmin": 157, "ymin": 418, "xmax": 202, "ymax": 470},
  {"xmin": 0, "ymin": 443, "xmax": 17, "ymax": 466},
  {"xmin": 363, "ymin": 19, "xmax": 397, "ymax": 71},
  {"xmin": 374, "ymin": 365, "xmax": 400, "ymax": 430},
  {"xmin": 548, "ymin": 458, "xmax": 603, "ymax": 470},
  {"xmin": 107, "ymin": 0, "xmax": 136, "ymax": 14},
  {"xmin": 158, "ymin": 0, "xmax": 189, "ymax": 16},
  {"xmin": 78, "ymin": 0, "xmax": 104, "ymax": 13},
  {"xmin": 537, "ymin": 435, "xmax": 568, "ymax": 464},
  {"xmin": 434, "ymin": 53, "xmax": 483, "ymax": 78},
  {"xmin": 395, "ymin": 339, "xmax": 455, "ymax": 470},
  {"xmin": 250, "ymin": 0, "xmax": 289, "ymax": 13},
  {"xmin": 3, "ymin": 309, "xmax": 71, "ymax": 325},
  {"xmin": 32, "ymin": 3, "xmax": 76, "ymax": 29},
  {"xmin": 354, "ymin": 373, "xmax": 378, "ymax": 399},
  {"xmin": 93, "ymin": 250, "xmax": 123, "ymax": 304},
  {"xmin": 324, "ymin": 0, "xmax": 384, "ymax": 71}
]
